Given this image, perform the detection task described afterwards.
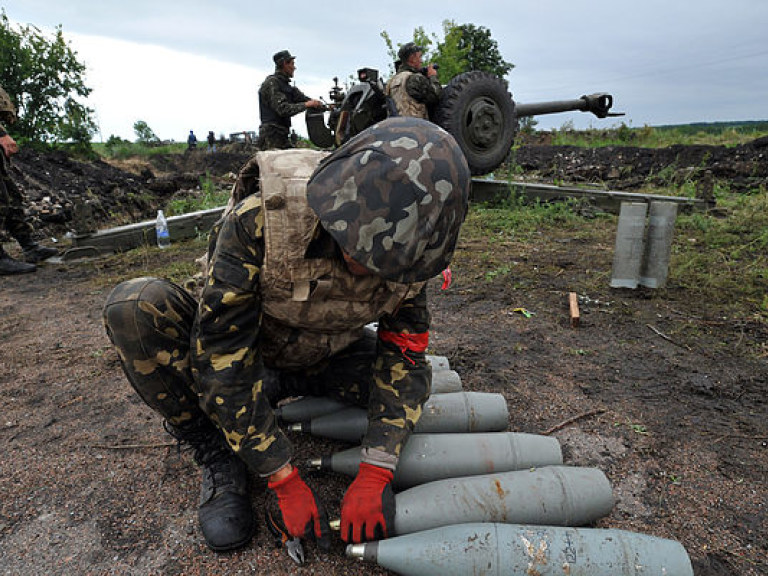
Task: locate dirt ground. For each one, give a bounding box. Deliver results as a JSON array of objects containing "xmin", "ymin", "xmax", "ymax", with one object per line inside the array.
[{"xmin": 1, "ymin": 142, "xmax": 766, "ymax": 575}]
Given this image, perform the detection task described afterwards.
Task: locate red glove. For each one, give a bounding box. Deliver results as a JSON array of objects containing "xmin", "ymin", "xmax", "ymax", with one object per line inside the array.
[
  {"xmin": 0, "ymin": 133, "xmax": 19, "ymax": 158},
  {"xmin": 340, "ymin": 462, "xmax": 395, "ymax": 543},
  {"xmin": 267, "ymin": 467, "xmax": 330, "ymax": 549}
]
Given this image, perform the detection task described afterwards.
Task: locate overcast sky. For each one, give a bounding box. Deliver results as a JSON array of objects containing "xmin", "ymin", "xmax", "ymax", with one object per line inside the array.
[{"xmin": 4, "ymin": 0, "xmax": 768, "ymax": 142}]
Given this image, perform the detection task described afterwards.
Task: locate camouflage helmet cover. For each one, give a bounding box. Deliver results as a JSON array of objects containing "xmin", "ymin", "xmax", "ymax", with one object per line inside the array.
[
  {"xmin": 0, "ymin": 85, "xmax": 17, "ymax": 123},
  {"xmin": 306, "ymin": 116, "xmax": 470, "ymax": 283}
]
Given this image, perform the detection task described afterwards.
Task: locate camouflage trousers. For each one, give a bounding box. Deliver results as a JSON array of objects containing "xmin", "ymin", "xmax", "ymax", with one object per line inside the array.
[
  {"xmin": 1, "ymin": 167, "xmax": 35, "ymax": 243},
  {"xmin": 102, "ymin": 277, "xmax": 402, "ymax": 463},
  {"xmin": 256, "ymin": 123, "xmax": 293, "ymax": 150}
]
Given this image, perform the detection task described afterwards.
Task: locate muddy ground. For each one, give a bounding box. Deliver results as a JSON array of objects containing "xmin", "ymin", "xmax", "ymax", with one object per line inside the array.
[{"xmin": 1, "ymin": 140, "xmax": 766, "ymax": 575}]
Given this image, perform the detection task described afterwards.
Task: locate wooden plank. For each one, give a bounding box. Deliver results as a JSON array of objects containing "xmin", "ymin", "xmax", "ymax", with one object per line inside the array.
[
  {"xmin": 569, "ymin": 292, "xmax": 580, "ymax": 328},
  {"xmin": 470, "ymin": 179, "xmax": 710, "ymax": 213},
  {"xmin": 70, "ymin": 206, "xmax": 225, "ymax": 253}
]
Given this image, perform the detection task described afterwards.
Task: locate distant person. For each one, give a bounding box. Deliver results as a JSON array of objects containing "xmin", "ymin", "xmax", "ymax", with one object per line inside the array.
[
  {"xmin": 207, "ymin": 131, "xmax": 216, "ymax": 153},
  {"xmin": 187, "ymin": 130, "xmax": 198, "ymax": 150},
  {"xmin": 385, "ymin": 42, "xmax": 441, "ymax": 119},
  {"xmin": 0, "ymin": 84, "xmax": 57, "ymax": 275},
  {"xmin": 257, "ymin": 50, "xmax": 323, "ymax": 150}
]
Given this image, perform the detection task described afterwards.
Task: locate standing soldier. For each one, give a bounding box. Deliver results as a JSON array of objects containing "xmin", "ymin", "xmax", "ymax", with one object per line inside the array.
[
  {"xmin": 0, "ymin": 84, "xmax": 57, "ymax": 275},
  {"xmin": 257, "ymin": 50, "xmax": 323, "ymax": 150},
  {"xmin": 385, "ymin": 42, "xmax": 441, "ymax": 119},
  {"xmin": 102, "ymin": 117, "xmax": 470, "ymax": 556},
  {"xmin": 187, "ymin": 130, "xmax": 198, "ymax": 150}
]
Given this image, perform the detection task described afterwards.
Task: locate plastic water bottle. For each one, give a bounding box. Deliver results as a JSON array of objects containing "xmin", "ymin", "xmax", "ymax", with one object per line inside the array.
[{"xmin": 155, "ymin": 209, "xmax": 170, "ymax": 249}]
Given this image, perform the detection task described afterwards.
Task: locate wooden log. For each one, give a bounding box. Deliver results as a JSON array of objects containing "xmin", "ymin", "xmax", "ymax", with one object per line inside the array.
[
  {"xmin": 470, "ymin": 179, "xmax": 709, "ymax": 213},
  {"xmin": 569, "ymin": 292, "xmax": 580, "ymax": 328}
]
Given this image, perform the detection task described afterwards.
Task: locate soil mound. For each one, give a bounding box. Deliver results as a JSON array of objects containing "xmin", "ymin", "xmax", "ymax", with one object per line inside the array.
[
  {"xmin": 512, "ymin": 139, "xmax": 768, "ymax": 191},
  {"xmin": 3, "ymin": 147, "xmax": 252, "ymax": 242},
  {"xmin": 4, "ymin": 137, "xmax": 767, "ymax": 243}
]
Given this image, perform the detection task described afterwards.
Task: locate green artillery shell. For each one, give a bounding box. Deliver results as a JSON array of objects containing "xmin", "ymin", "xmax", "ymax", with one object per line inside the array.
[
  {"xmin": 314, "ymin": 431, "xmax": 562, "ymax": 489},
  {"xmin": 346, "ymin": 522, "xmax": 694, "ymax": 576},
  {"xmin": 294, "ymin": 391, "xmax": 508, "ymax": 442},
  {"xmin": 610, "ymin": 202, "xmax": 648, "ymax": 289},
  {"xmin": 429, "ymin": 368, "xmax": 462, "ymax": 393},
  {"xmin": 275, "ymin": 396, "xmax": 350, "ymax": 423},
  {"xmin": 394, "ymin": 466, "xmax": 614, "ymax": 535},
  {"xmin": 639, "ymin": 201, "xmax": 678, "ymax": 288},
  {"xmin": 277, "ymin": 369, "xmax": 462, "ymax": 423},
  {"xmin": 427, "ymin": 354, "xmax": 450, "ymax": 371}
]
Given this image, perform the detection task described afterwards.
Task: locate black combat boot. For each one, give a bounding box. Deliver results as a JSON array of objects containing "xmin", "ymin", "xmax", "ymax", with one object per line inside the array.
[
  {"xmin": 0, "ymin": 247, "xmax": 36, "ymax": 275},
  {"xmin": 18, "ymin": 239, "xmax": 58, "ymax": 263},
  {"xmin": 166, "ymin": 419, "xmax": 256, "ymax": 551}
]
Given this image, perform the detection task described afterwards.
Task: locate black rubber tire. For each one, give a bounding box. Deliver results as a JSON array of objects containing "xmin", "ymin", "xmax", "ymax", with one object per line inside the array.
[{"xmin": 433, "ymin": 71, "xmax": 517, "ymax": 176}]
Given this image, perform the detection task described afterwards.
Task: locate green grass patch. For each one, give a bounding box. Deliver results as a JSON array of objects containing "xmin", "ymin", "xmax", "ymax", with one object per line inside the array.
[
  {"xmin": 483, "ymin": 264, "xmax": 514, "ymax": 281},
  {"xmin": 672, "ymin": 187, "xmax": 768, "ymax": 313},
  {"xmin": 462, "ymin": 192, "xmax": 583, "ymax": 243},
  {"xmin": 458, "ymin": 179, "xmax": 768, "ymax": 342},
  {"xmin": 88, "ymin": 236, "xmax": 208, "ymax": 289},
  {"xmin": 165, "ymin": 172, "xmax": 231, "ymax": 216},
  {"xmin": 93, "ymin": 140, "xmax": 188, "ymax": 159},
  {"xmin": 548, "ymin": 121, "xmax": 768, "ymax": 149}
]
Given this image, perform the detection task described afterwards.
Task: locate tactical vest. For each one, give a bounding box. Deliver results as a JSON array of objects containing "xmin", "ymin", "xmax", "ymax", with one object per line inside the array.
[
  {"xmin": 259, "ymin": 74, "xmax": 300, "ymax": 128},
  {"xmin": 255, "ymin": 149, "xmax": 425, "ymax": 368},
  {"xmin": 385, "ymin": 71, "xmax": 428, "ymax": 119}
]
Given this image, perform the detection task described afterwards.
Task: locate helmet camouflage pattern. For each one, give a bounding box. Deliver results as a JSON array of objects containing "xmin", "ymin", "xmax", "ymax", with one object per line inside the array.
[
  {"xmin": 306, "ymin": 116, "xmax": 470, "ymax": 283},
  {"xmin": 0, "ymin": 85, "xmax": 17, "ymax": 123}
]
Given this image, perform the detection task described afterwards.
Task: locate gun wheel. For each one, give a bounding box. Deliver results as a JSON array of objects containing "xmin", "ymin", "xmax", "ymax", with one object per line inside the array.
[{"xmin": 434, "ymin": 71, "xmax": 517, "ymax": 176}]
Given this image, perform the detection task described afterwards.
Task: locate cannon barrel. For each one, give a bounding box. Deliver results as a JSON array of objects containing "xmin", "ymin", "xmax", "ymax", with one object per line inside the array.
[
  {"xmin": 515, "ymin": 93, "xmax": 622, "ymax": 119},
  {"xmin": 307, "ymin": 69, "xmax": 624, "ymax": 176}
]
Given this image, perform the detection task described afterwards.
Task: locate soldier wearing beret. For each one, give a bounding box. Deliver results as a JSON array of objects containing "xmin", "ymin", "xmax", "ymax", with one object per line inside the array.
[
  {"xmin": 385, "ymin": 42, "xmax": 442, "ymax": 119},
  {"xmin": 103, "ymin": 117, "xmax": 470, "ymax": 557},
  {"xmin": 257, "ymin": 50, "xmax": 323, "ymax": 150}
]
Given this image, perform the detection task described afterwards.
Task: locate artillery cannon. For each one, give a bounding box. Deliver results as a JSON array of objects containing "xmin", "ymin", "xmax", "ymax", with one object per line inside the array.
[{"xmin": 306, "ymin": 68, "xmax": 622, "ymax": 175}]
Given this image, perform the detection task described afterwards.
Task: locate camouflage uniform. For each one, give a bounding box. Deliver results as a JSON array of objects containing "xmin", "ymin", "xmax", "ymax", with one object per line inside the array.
[
  {"xmin": 103, "ymin": 117, "xmax": 470, "ymax": 479},
  {"xmin": 0, "ymin": 86, "xmax": 42, "ymax": 254},
  {"xmin": 0, "ymin": 134, "xmax": 36, "ymax": 244},
  {"xmin": 385, "ymin": 63, "xmax": 442, "ymax": 119},
  {"xmin": 257, "ymin": 71, "xmax": 311, "ymax": 150}
]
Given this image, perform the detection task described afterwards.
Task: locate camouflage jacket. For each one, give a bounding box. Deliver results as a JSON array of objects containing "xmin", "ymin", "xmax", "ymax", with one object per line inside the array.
[
  {"xmin": 191, "ymin": 150, "xmax": 432, "ymax": 476},
  {"xmin": 385, "ymin": 64, "xmax": 441, "ymax": 119},
  {"xmin": 258, "ymin": 70, "xmax": 310, "ymax": 127},
  {"xmin": 0, "ymin": 121, "xmax": 10, "ymax": 171}
]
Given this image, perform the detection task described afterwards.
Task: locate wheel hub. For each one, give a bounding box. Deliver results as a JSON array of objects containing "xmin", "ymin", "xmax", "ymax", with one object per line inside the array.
[{"xmin": 464, "ymin": 97, "xmax": 503, "ymax": 150}]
